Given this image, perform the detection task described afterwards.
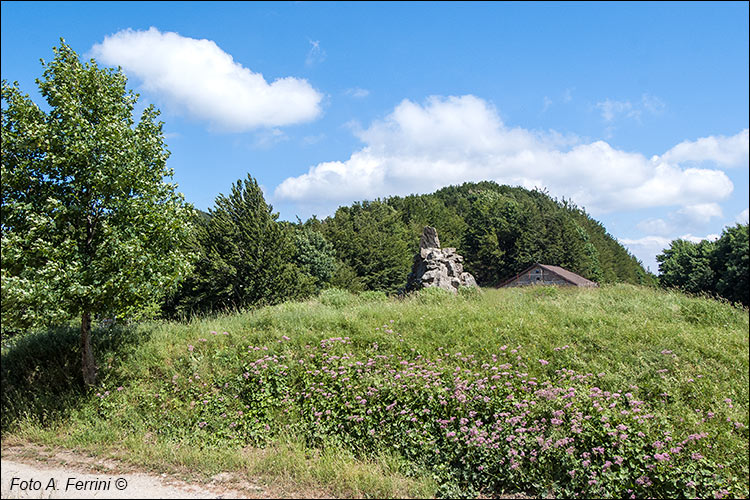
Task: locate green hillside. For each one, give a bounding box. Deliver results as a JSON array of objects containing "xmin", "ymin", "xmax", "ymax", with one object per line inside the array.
[
  {"xmin": 2, "ymin": 285, "xmax": 747, "ymax": 498},
  {"xmin": 314, "ymin": 181, "xmax": 655, "ymax": 297}
]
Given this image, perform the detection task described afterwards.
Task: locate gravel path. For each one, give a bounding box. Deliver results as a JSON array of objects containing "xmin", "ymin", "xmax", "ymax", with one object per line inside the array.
[
  {"xmin": 1, "ymin": 459, "xmax": 250, "ymax": 499},
  {"xmin": 0, "ymin": 442, "xmax": 286, "ymax": 500}
]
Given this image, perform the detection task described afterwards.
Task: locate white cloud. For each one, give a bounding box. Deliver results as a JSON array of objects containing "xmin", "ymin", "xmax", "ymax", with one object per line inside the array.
[
  {"xmin": 305, "ymin": 39, "xmax": 326, "ymax": 67},
  {"xmin": 675, "ymin": 203, "xmax": 723, "ymax": 225},
  {"xmin": 595, "ymin": 94, "xmax": 666, "ymax": 128},
  {"xmin": 274, "ymin": 94, "xmax": 735, "ymax": 216},
  {"xmin": 91, "ymin": 27, "xmax": 323, "ymax": 131},
  {"xmin": 596, "ymin": 99, "xmax": 634, "ymax": 122},
  {"xmin": 636, "ymin": 218, "xmax": 672, "ymax": 236},
  {"xmin": 686, "ymin": 233, "xmax": 720, "ymax": 243},
  {"xmin": 637, "ymin": 203, "xmax": 724, "ymax": 236},
  {"xmin": 641, "ymin": 93, "xmax": 666, "ymax": 115},
  {"xmin": 737, "ymin": 208, "xmax": 749, "ymax": 224},
  {"xmin": 542, "ymin": 96, "xmax": 553, "ymax": 112},
  {"xmin": 660, "ymin": 129, "xmax": 749, "ymax": 167},
  {"xmin": 617, "ymin": 235, "xmax": 671, "ymax": 274},
  {"xmin": 619, "ymin": 233, "xmax": 719, "ymax": 274},
  {"xmin": 301, "ymin": 133, "xmax": 326, "ymax": 146},
  {"xmin": 619, "ymin": 235, "xmax": 672, "ymax": 250},
  {"xmin": 252, "ymin": 128, "xmax": 288, "ymax": 149},
  {"xmin": 345, "ymin": 87, "xmax": 370, "ymax": 98}
]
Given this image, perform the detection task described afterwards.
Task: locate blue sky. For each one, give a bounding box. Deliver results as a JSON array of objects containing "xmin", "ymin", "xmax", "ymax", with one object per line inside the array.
[{"xmin": 2, "ymin": 1, "xmax": 748, "ymax": 273}]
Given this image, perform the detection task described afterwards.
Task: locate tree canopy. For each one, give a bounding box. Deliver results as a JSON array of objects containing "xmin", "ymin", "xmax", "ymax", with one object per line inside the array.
[
  {"xmin": 1, "ymin": 40, "xmax": 194, "ymax": 383},
  {"xmin": 657, "ymin": 223, "xmax": 749, "ymax": 306},
  {"xmin": 163, "ymin": 174, "xmax": 315, "ymax": 317},
  {"xmin": 312, "ymin": 182, "xmax": 654, "ymax": 291}
]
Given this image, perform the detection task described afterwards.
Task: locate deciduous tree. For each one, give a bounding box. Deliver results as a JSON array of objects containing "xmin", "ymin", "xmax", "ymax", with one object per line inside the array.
[{"xmin": 1, "ymin": 41, "xmax": 194, "ymax": 385}]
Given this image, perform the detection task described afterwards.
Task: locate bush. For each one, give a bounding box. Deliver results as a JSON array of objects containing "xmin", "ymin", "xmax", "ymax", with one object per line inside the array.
[{"xmin": 72, "ymin": 336, "xmax": 746, "ymax": 498}]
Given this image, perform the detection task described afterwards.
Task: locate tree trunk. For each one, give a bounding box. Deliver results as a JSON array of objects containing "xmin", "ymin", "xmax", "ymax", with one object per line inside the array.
[{"xmin": 81, "ymin": 311, "xmax": 97, "ymax": 386}]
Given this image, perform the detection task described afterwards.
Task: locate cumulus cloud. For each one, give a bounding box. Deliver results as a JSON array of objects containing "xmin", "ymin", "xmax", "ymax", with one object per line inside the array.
[
  {"xmin": 675, "ymin": 203, "xmax": 724, "ymax": 225},
  {"xmin": 660, "ymin": 129, "xmax": 749, "ymax": 167},
  {"xmin": 737, "ymin": 208, "xmax": 750, "ymax": 224},
  {"xmin": 274, "ymin": 94, "xmax": 735, "ymax": 216},
  {"xmin": 91, "ymin": 27, "xmax": 323, "ymax": 131},
  {"xmin": 637, "ymin": 203, "xmax": 724, "ymax": 236}
]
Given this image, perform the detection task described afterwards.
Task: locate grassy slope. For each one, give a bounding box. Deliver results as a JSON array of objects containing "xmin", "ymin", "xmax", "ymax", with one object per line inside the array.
[{"xmin": 2, "ymin": 284, "xmax": 748, "ymax": 498}]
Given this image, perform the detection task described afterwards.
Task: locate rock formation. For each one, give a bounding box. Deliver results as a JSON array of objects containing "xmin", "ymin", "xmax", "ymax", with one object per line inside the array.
[{"xmin": 405, "ymin": 226, "xmax": 478, "ymax": 293}]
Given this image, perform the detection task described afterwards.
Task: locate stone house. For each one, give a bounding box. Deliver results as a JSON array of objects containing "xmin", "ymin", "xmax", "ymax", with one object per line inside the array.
[{"xmin": 499, "ymin": 263, "xmax": 598, "ymax": 288}]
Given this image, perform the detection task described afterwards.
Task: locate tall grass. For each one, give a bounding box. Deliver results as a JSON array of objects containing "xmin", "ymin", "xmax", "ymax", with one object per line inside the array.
[{"xmin": 2, "ymin": 284, "xmax": 747, "ymax": 497}]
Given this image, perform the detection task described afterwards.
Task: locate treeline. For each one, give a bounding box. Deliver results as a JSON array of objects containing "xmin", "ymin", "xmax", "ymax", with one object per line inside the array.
[
  {"xmin": 656, "ymin": 223, "xmax": 749, "ymax": 306},
  {"xmin": 163, "ymin": 176, "xmax": 656, "ymax": 317}
]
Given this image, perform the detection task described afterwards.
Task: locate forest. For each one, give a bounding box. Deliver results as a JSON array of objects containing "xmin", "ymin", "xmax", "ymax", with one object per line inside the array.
[{"xmin": 161, "ymin": 176, "xmax": 657, "ymax": 318}]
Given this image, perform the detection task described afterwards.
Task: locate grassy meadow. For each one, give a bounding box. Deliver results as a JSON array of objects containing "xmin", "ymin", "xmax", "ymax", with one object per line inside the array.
[{"xmin": 2, "ymin": 284, "xmax": 748, "ymax": 498}]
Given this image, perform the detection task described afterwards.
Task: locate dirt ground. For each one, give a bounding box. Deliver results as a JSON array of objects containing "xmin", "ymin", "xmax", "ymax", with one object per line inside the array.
[{"xmin": 0, "ymin": 442, "xmax": 327, "ymax": 499}]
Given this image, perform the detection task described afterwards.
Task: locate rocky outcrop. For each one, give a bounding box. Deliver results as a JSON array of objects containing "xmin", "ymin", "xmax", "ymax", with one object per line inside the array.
[{"xmin": 405, "ymin": 226, "xmax": 479, "ymax": 293}]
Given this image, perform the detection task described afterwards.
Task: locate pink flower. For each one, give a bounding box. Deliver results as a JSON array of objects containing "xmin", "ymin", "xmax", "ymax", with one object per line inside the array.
[
  {"xmin": 539, "ymin": 359, "xmax": 549, "ymax": 366},
  {"xmin": 188, "ymin": 344, "xmax": 194, "ymax": 351}
]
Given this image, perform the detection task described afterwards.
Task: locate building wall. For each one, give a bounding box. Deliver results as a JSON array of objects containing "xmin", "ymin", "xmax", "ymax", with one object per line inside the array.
[{"xmin": 503, "ymin": 266, "xmax": 573, "ymax": 287}]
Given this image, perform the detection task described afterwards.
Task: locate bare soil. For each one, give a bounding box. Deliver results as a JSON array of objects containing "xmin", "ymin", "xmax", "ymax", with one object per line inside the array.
[{"xmin": 1, "ymin": 441, "xmax": 329, "ymax": 499}]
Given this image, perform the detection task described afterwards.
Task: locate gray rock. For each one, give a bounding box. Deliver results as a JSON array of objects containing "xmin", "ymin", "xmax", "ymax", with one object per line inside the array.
[
  {"xmin": 405, "ymin": 226, "xmax": 479, "ymax": 293},
  {"xmin": 461, "ymin": 272, "xmax": 478, "ymax": 288},
  {"xmin": 420, "ymin": 225, "xmax": 441, "ymax": 250}
]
